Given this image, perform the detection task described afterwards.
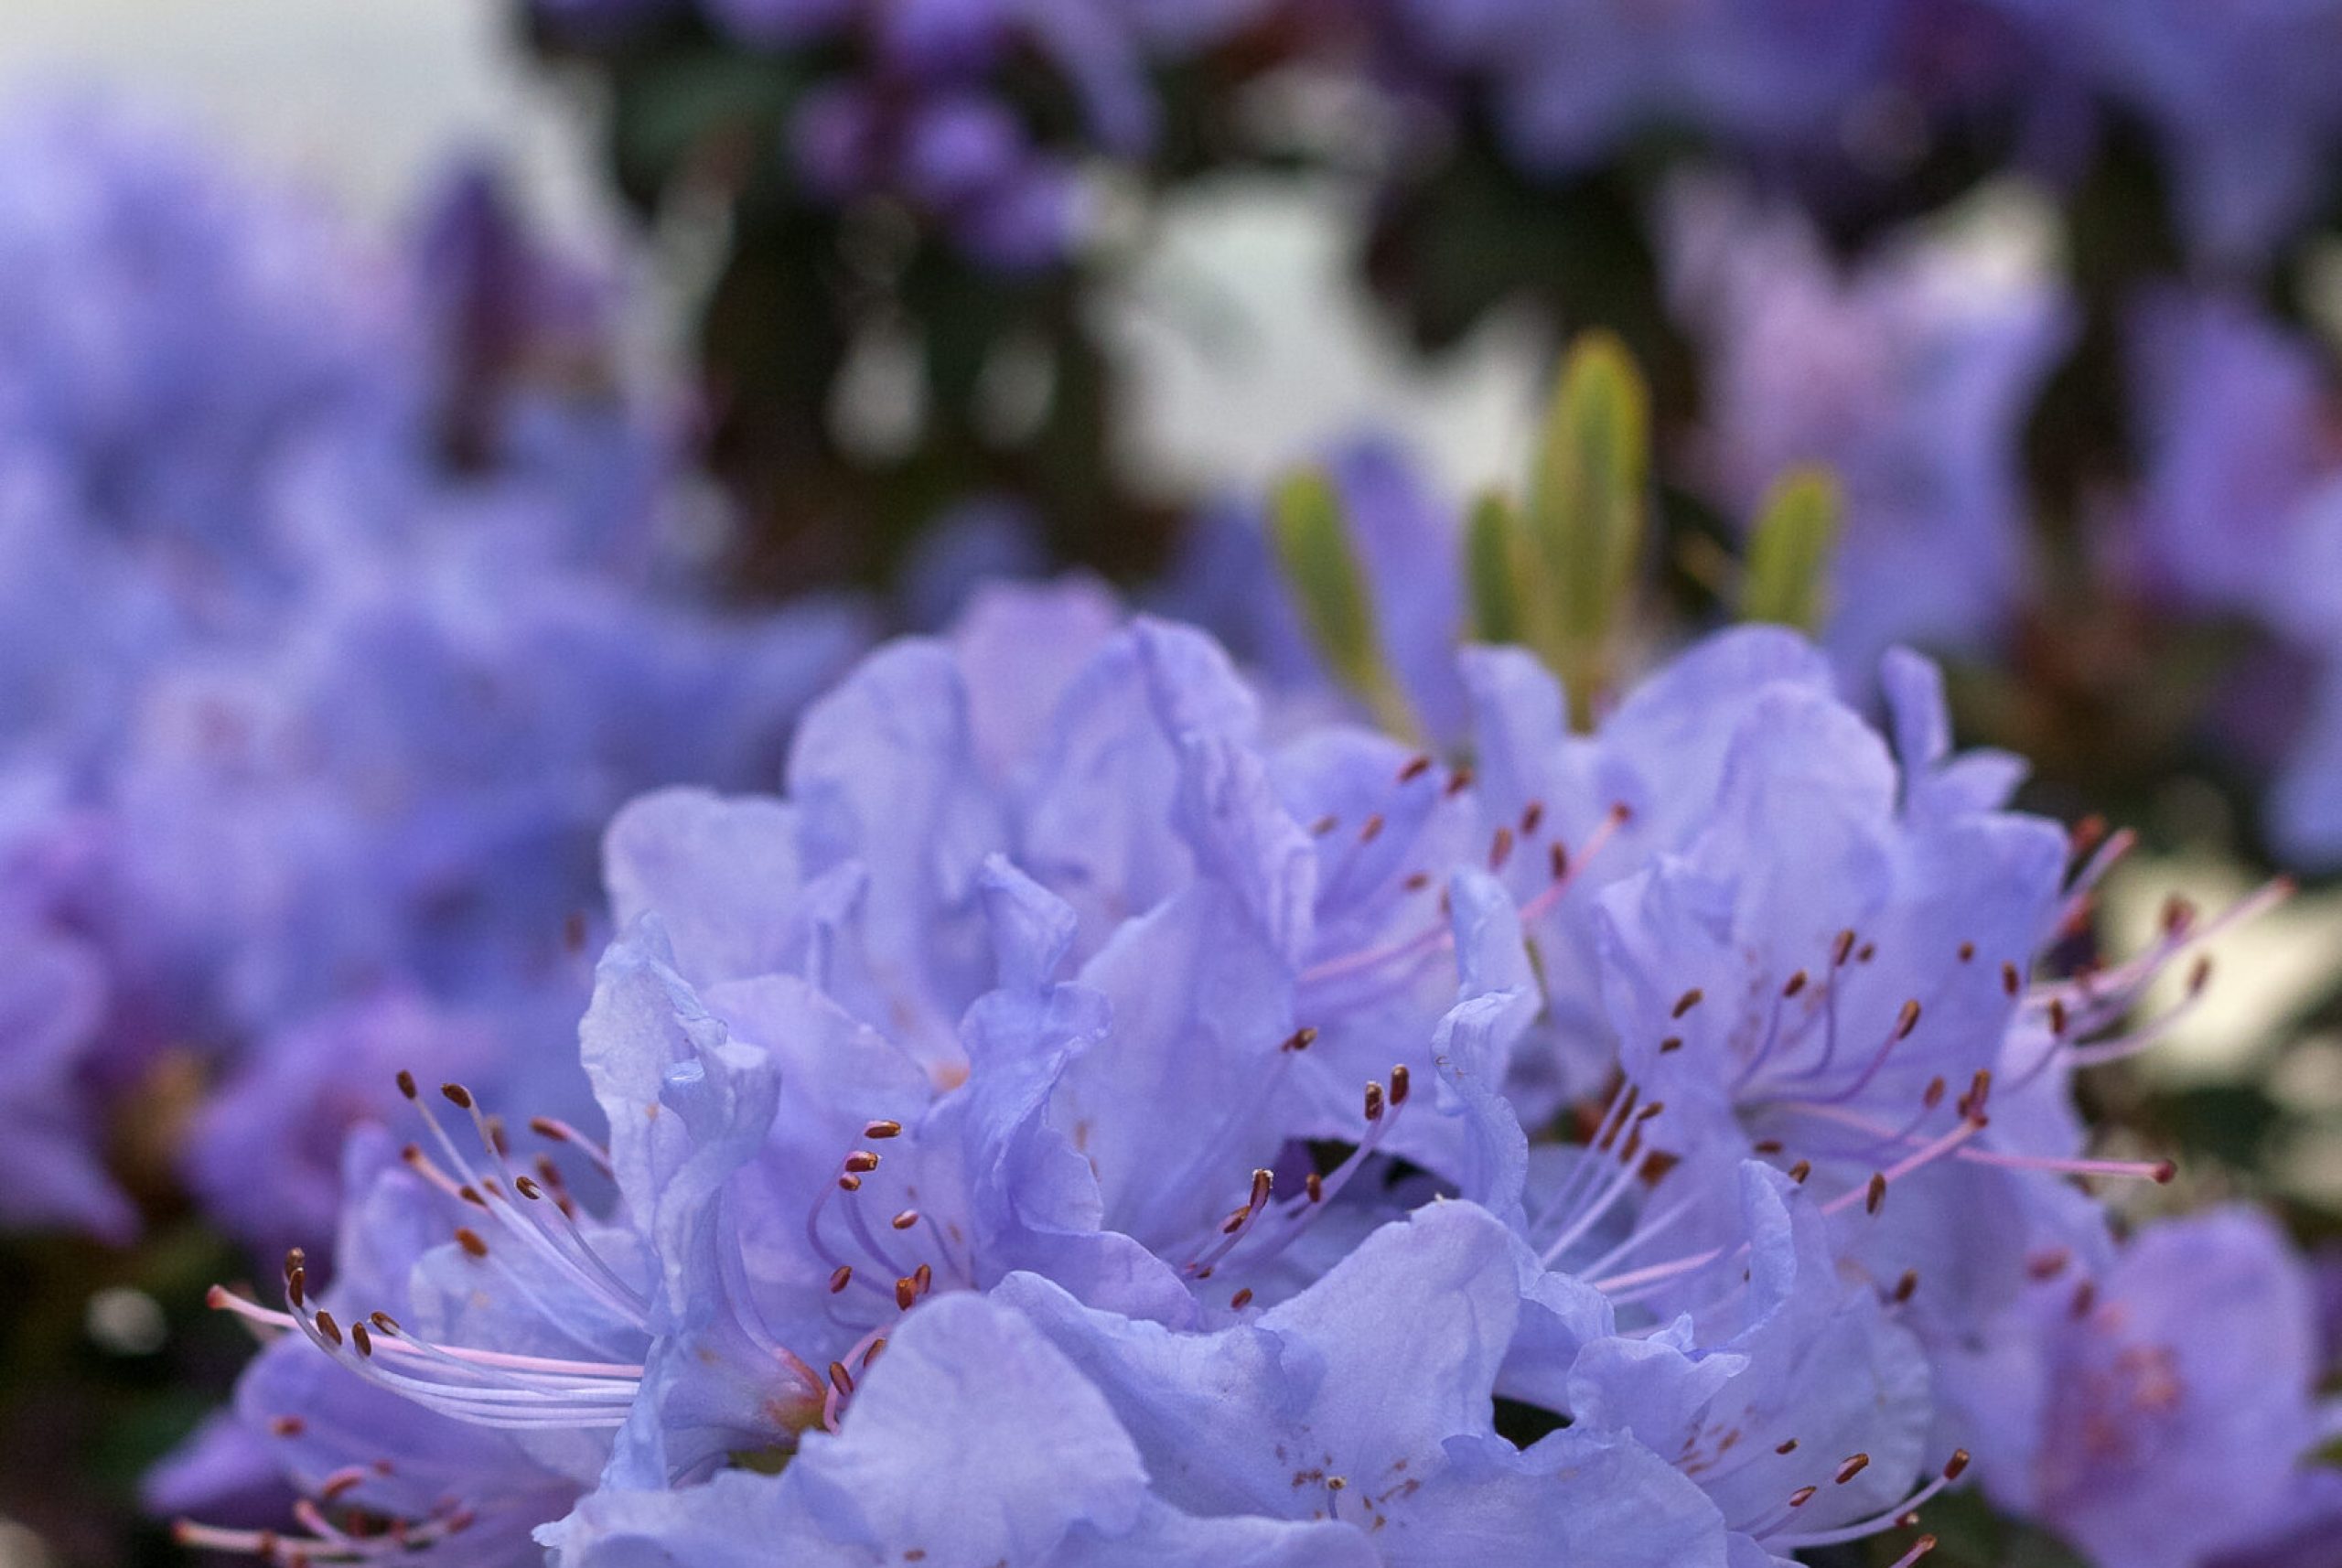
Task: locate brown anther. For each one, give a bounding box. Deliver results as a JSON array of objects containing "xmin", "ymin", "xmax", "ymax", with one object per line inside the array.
[
  {"xmin": 891, "ymin": 1209, "xmax": 920, "ymax": 1231},
  {"xmin": 1671, "ymin": 988, "xmax": 1703, "ymax": 1019},
  {"xmin": 2187, "ymin": 955, "xmax": 2213, "ymax": 995},
  {"xmin": 1445, "ymin": 768, "xmax": 1475, "ymax": 797},
  {"xmin": 1404, "ymin": 871, "xmax": 1433, "ymax": 892},
  {"xmin": 830, "ymin": 1266, "xmax": 854, "ymax": 1294},
  {"xmin": 837, "ymin": 1174, "xmax": 863, "ymax": 1193},
  {"xmin": 843, "ymin": 1150, "xmax": 881, "ymax": 1173},
  {"xmin": 1249, "ymin": 1169, "xmax": 1274, "ymax": 1208},
  {"xmin": 455, "ymin": 1228, "xmax": 489, "ymax": 1259},
  {"xmin": 1788, "ymin": 1160, "xmax": 1812, "ymax": 1184},
  {"xmin": 369, "ymin": 1313, "xmax": 399, "ymax": 1334},
  {"xmin": 1364, "ymin": 1081, "xmax": 1385, "ymax": 1122},
  {"xmin": 1635, "ymin": 1101, "xmax": 1664, "ymax": 1122},
  {"xmin": 2002, "ymin": 962, "xmax": 2021, "ymax": 996},
  {"xmin": 1514, "ymin": 802, "xmax": 1542, "ymax": 839},
  {"xmin": 271, "ymin": 1415, "xmax": 306, "ymax": 1437},
  {"xmin": 1832, "ymin": 929, "xmax": 1857, "ymax": 966},
  {"xmin": 457, "ymin": 1186, "xmax": 486, "ymax": 1208},
  {"xmin": 395, "ymin": 1070, "xmax": 418, "ymax": 1100},
  {"xmin": 440, "ymin": 1083, "xmax": 474, "ymax": 1110},
  {"xmin": 1789, "ymin": 1486, "xmax": 1818, "ymax": 1509},
  {"xmin": 862, "ymin": 1338, "xmax": 886, "ymax": 1369},
  {"xmin": 350, "ymin": 1322, "xmax": 373, "ymax": 1359},
  {"xmin": 1305, "ymin": 1172, "xmax": 1325, "ymax": 1204},
  {"xmin": 1219, "ymin": 1207, "xmax": 1252, "ymax": 1236},
  {"xmin": 1595, "ymin": 1087, "xmax": 1637, "ymax": 1149},
  {"xmin": 1752, "ymin": 1140, "xmax": 1784, "ymax": 1155},
  {"xmin": 1895, "ymin": 1000, "xmax": 1921, "ymax": 1040},
  {"xmin": 2161, "ymin": 895, "xmax": 2197, "ymax": 936},
  {"xmin": 2071, "ymin": 814, "xmax": 2108, "ymax": 858},
  {"xmin": 828, "ymin": 1361, "xmax": 854, "ymax": 1396},
  {"xmin": 914, "ymin": 1263, "xmax": 932, "ymax": 1294},
  {"xmin": 1398, "ymin": 755, "xmax": 1433, "ymax": 783},
  {"xmin": 1958, "ymin": 941, "xmax": 1976, "ymax": 962},
  {"xmin": 1359, "ymin": 813, "xmax": 1385, "ymax": 843},
  {"xmin": 1488, "ymin": 827, "xmax": 1515, "ymax": 871},
  {"xmin": 1943, "ymin": 1450, "xmax": 1971, "ymax": 1480},
  {"xmin": 2069, "ymin": 1280, "xmax": 2098, "ymax": 1319},
  {"xmin": 1230, "ymin": 1287, "xmax": 1254, "ymax": 1309},
  {"xmin": 2027, "ymin": 1249, "xmax": 2070, "ymax": 1282},
  {"xmin": 1835, "ymin": 1454, "xmax": 1870, "ymax": 1484},
  {"xmin": 2151, "ymin": 1158, "xmax": 2177, "ymax": 1185},
  {"xmin": 313, "ymin": 1311, "xmax": 342, "ymax": 1348},
  {"xmin": 1390, "ymin": 1065, "xmax": 1412, "ymax": 1105},
  {"xmin": 1923, "ymin": 1076, "xmax": 1946, "ymax": 1110},
  {"xmin": 1549, "ymin": 843, "xmax": 1570, "ymax": 882},
  {"xmin": 2048, "ymin": 997, "xmax": 2068, "ymax": 1036},
  {"xmin": 1893, "ymin": 1271, "xmax": 1919, "ymax": 1304},
  {"xmin": 1659, "ymin": 1036, "xmax": 1683, "ymax": 1054},
  {"xmin": 514, "ymin": 1176, "xmax": 543, "ymax": 1200},
  {"xmin": 529, "ymin": 1116, "xmax": 565, "ymax": 1141},
  {"xmin": 321, "ymin": 1472, "xmax": 361, "ymax": 1501},
  {"xmin": 896, "ymin": 1277, "xmax": 919, "ymax": 1312},
  {"xmin": 1310, "ymin": 815, "xmax": 1338, "ymax": 837},
  {"xmin": 1857, "ymin": 941, "xmax": 1876, "ymax": 963},
  {"xmin": 1907, "ymin": 1535, "xmax": 1939, "ymax": 1561},
  {"xmin": 1281, "ymin": 1026, "xmax": 1318, "ymax": 1054},
  {"xmin": 1957, "ymin": 1069, "xmax": 1993, "ymax": 1119},
  {"xmin": 864, "ymin": 1120, "xmax": 904, "ymax": 1140},
  {"xmin": 1783, "ymin": 970, "xmax": 1809, "ymax": 999},
  {"xmin": 1865, "ymin": 1172, "xmax": 1888, "ymax": 1215}
]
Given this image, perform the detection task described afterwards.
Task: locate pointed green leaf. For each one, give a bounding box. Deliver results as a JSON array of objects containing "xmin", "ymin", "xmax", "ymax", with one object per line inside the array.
[
  {"xmin": 1270, "ymin": 468, "xmax": 1420, "ymax": 740},
  {"xmin": 1465, "ymin": 490, "xmax": 1531, "ymax": 646},
  {"xmin": 1524, "ymin": 330, "xmax": 1650, "ymax": 720},
  {"xmin": 1740, "ymin": 465, "xmax": 1843, "ymax": 633}
]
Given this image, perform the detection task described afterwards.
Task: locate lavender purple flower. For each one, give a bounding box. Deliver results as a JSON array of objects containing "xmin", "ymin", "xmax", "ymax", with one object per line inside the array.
[
  {"xmin": 169, "ymin": 578, "xmax": 2322, "ymax": 1567},
  {"xmin": 0, "ymin": 96, "xmax": 866, "ymax": 1252}
]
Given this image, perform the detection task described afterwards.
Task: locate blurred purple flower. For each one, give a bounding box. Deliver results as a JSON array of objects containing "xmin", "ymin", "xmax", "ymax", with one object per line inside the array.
[{"xmin": 1666, "ymin": 178, "xmax": 2073, "ymax": 681}]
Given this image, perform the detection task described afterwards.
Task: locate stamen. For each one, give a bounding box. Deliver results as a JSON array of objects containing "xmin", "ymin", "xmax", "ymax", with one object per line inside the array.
[
  {"xmin": 1489, "ymin": 827, "xmax": 1515, "ymax": 871},
  {"xmin": 527, "ymin": 1117, "xmax": 615, "ymax": 1176},
  {"xmin": 1769, "ymin": 1450, "xmax": 1969, "ymax": 1550}
]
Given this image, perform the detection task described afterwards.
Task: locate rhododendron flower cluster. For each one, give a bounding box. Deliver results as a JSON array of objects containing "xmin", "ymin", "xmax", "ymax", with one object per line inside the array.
[
  {"xmin": 0, "ymin": 93, "xmax": 865, "ymax": 1250},
  {"xmin": 167, "ymin": 581, "xmax": 2337, "ymax": 1566}
]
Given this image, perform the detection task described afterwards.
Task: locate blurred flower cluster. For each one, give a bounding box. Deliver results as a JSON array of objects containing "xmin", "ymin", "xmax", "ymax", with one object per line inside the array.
[
  {"xmin": 3, "ymin": 2, "xmax": 2342, "ymax": 1567},
  {"xmin": 0, "ymin": 86, "xmax": 863, "ymax": 1389}
]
